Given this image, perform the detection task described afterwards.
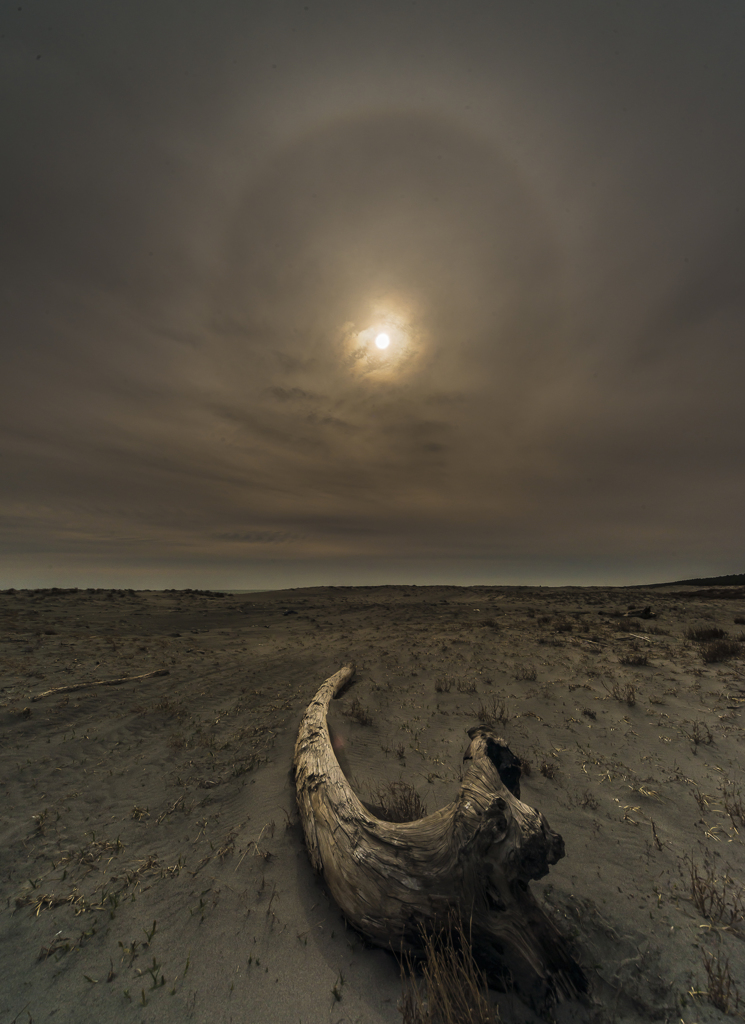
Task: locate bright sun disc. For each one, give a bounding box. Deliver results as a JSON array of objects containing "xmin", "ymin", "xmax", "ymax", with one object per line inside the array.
[{"xmin": 375, "ymin": 333, "xmax": 390, "ymax": 350}]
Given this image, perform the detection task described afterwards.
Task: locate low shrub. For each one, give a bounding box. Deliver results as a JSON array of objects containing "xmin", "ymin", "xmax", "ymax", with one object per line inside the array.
[
  {"xmin": 701, "ymin": 639, "xmax": 741, "ymax": 664},
  {"xmin": 686, "ymin": 626, "xmax": 727, "ymax": 642},
  {"xmin": 477, "ymin": 696, "xmax": 509, "ymax": 727}
]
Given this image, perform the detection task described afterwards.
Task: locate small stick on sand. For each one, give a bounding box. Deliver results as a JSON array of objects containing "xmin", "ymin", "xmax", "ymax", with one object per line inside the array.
[{"xmin": 30, "ymin": 668, "xmax": 170, "ymax": 702}]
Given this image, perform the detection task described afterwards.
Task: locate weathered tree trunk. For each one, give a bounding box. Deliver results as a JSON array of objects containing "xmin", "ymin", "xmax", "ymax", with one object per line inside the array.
[{"xmin": 294, "ymin": 664, "xmax": 588, "ymax": 1013}]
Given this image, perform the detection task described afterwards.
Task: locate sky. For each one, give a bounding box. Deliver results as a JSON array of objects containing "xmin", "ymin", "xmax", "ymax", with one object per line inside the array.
[{"xmin": 2, "ymin": 0, "xmax": 745, "ymax": 590}]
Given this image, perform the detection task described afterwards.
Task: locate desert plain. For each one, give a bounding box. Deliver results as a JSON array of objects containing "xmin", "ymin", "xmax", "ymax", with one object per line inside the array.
[{"xmin": 1, "ymin": 583, "xmax": 745, "ymax": 1024}]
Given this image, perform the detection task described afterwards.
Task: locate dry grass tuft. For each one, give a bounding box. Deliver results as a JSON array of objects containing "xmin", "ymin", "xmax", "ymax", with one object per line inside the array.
[
  {"xmin": 686, "ymin": 626, "xmax": 728, "ymax": 642},
  {"xmin": 602, "ymin": 679, "xmax": 637, "ymax": 706},
  {"xmin": 477, "ymin": 696, "xmax": 510, "ymax": 727},
  {"xmin": 579, "ymin": 790, "xmax": 599, "ymax": 810},
  {"xmin": 684, "ymin": 625, "xmax": 742, "ymax": 662},
  {"xmin": 372, "ymin": 781, "xmax": 428, "ymax": 823},
  {"xmin": 539, "ymin": 761, "xmax": 556, "ymax": 779},
  {"xmin": 701, "ymin": 948, "xmax": 742, "ymax": 1015},
  {"xmin": 701, "ymin": 639, "xmax": 742, "ymax": 664},
  {"xmin": 618, "ymin": 652, "xmax": 648, "ymax": 667},
  {"xmin": 684, "ymin": 720, "xmax": 713, "ymax": 747},
  {"xmin": 434, "ymin": 676, "xmax": 453, "ymax": 693},
  {"xmin": 343, "ymin": 697, "xmax": 373, "ymax": 726},
  {"xmin": 723, "ymin": 785, "xmax": 745, "ymax": 830},
  {"xmin": 399, "ymin": 916, "xmax": 500, "ymax": 1024},
  {"xmin": 456, "ymin": 678, "xmax": 478, "ymax": 694},
  {"xmin": 688, "ymin": 859, "xmax": 745, "ymax": 928},
  {"xmin": 514, "ymin": 664, "xmax": 537, "ymax": 682}
]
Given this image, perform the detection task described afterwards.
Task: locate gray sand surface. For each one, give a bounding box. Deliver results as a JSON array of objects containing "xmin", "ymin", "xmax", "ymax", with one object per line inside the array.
[{"xmin": 2, "ymin": 585, "xmax": 744, "ymax": 1023}]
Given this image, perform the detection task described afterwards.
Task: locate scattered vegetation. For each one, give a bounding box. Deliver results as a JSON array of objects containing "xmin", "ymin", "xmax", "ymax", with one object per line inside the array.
[
  {"xmin": 688, "ymin": 859, "xmax": 745, "ymax": 929},
  {"xmin": 399, "ymin": 915, "xmax": 500, "ymax": 1024},
  {"xmin": 701, "ymin": 639, "xmax": 742, "ymax": 664},
  {"xmin": 456, "ymin": 678, "xmax": 477, "ymax": 695},
  {"xmin": 434, "ymin": 676, "xmax": 453, "ymax": 693},
  {"xmin": 539, "ymin": 761, "xmax": 556, "ymax": 779},
  {"xmin": 692, "ymin": 788, "xmax": 710, "ymax": 814},
  {"xmin": 616, "ymin": 619, "xmax": 643, "ymax": 633},
  {"xmin": 554, "ymin": 618, "xmax": 574, "ymax": 633},
  {"xmin": 723, "ymin": 785, "xmax": 745, "ymax": 830},
  {"xmin": 700, "ymin": 948, "xmax": 742, "ymax": 1015},
  {"xmin": 683, "ymin": 720, "xmax": 713, "ymax": 747},
  {"xmin": 686, "ymin": 626, "xmax": 728, "ymax": 642},
  {"xmin": 247, "ymin": 821, "xmax": 275, "ymax": 861},
  {"xmin": 602, "ymin": 679, "xmax": 637, "ymax": 706},
  {"xmin": 477, "ymin": 697, "xmax": 509, "ymax": 727},
  {"xmin": 216, "ymin": 830, "xmax": 237, "ymax": 861},
  {"xmin": 371, "ymin": 781, "xmax": 428, "ymax": 823},
  {"xmin": 343, "ymin": 698, "xmax": 373, "ymax": 726},
  {"xmin": 618, "ymin": 652, "xmax": 648, "ymax": 667},
  {"xmin": 514, "ymin": 664, "xmax": 537, "ymax": 682}
]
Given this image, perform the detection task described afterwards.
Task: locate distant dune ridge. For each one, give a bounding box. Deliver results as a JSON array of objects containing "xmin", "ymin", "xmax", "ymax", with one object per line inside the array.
[
  {"xmin": 640, "ymin": 572, "xmax": 745, "ymax": 588},
  {"xmin": 1, "ymin": 583, "xmax": 744, "ymax": 1023}
]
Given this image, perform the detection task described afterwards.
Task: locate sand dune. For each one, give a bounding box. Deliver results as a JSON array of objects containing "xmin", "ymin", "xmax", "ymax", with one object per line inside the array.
[{"xmin": 1, "ymin": 584, "xmax": 744, "ymax": 1023}]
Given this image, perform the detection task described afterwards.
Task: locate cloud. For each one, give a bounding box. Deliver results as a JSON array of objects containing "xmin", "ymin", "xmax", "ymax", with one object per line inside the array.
[{"xmin": 2, "ymin": 2, "xmax": 744, "ymax": 585}]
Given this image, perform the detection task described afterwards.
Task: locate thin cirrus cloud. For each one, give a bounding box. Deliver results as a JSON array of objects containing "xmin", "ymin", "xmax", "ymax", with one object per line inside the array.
[{"xmin": 1, "ymin": 0, "xmax": 744, "ymax": 587}]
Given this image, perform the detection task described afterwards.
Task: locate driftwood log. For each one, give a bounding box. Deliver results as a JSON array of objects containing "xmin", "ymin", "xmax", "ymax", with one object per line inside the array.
[{"xmin": 294, "ymin": 664, "xmax": 588, "ymax": 1012}]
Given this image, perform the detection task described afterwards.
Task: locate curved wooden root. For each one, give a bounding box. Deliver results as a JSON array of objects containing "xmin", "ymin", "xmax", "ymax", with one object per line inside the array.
[{"xmin": 293, "ymin": 664, "xmax": 588, "ymax": 1012}]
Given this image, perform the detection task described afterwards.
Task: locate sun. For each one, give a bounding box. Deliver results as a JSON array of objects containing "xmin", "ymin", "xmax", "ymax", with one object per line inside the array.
[{"xmin": 340, "ymin": 298, "xmax": 423, "ymax": 381}]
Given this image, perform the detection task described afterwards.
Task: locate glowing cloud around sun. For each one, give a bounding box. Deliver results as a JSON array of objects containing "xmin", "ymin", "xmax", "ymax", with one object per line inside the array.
[{"xmin": 340, "ymin": 297, "xmax": 423, "ymax": 382}]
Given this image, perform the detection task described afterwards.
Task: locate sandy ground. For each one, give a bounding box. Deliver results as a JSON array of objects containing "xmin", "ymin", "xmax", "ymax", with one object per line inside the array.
[{"xmin": 1, "ymin": 584, "xmax": 745, "ymax": 1024}]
